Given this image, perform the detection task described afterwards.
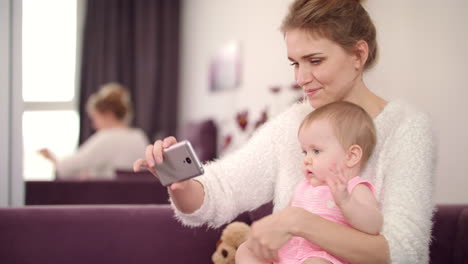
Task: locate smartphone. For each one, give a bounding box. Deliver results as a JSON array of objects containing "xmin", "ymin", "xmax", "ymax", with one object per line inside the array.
[{"xmin": 154, "ymin": 140, "xmax": 204, "ymax": 186}]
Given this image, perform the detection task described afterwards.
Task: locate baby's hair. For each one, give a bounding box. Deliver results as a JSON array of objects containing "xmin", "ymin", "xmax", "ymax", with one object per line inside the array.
[
  {"xmin": 299, "ymin": 101, "xmax": 376, "ymax": 166},
  {"xmin": 86, "ymin": 82, "xmax": 133, "ymax": 124}
]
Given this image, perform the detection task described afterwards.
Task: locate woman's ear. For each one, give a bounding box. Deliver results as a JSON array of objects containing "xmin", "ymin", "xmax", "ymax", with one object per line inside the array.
[
  {"xmin": 345, "ymin": 145, "xmax": 362, "ymax": 168},
  {"xmin": 353, "ymin": 40, "xmax": 369, "ymax": 71}
]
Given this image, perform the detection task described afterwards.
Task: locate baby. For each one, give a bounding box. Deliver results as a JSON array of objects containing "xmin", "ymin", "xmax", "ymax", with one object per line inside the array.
[{"xmin": 236, "ymin": 101, "xmax": 383, "ymax": 264}]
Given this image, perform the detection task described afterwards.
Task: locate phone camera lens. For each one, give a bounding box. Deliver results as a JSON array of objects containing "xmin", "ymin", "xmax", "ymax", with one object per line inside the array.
[{"xmin": 185, "ymin": 157, "xmax": 192, "ymax": 164}]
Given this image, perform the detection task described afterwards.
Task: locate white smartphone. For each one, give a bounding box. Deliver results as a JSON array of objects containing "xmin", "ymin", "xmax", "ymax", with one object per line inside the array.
[{"xmin": 154, "ymin": 140, "xmax": 204, "ymax": 186}]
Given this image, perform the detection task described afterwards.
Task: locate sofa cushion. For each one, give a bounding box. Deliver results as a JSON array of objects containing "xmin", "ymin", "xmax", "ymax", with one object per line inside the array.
[
  {"xmin": 248, "ymin": 202, "xmax": 273, "ymax": 222},
  {"xmin": 181, "ymin": 119, "xmax": 217, "ymax": 163},
  {"xmin": 0, "ymin": 205, "xmax": 227, "ymax": 264}
]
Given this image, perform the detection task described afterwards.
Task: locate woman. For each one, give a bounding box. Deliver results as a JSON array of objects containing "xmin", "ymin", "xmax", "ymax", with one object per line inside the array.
[
  {"xmin": 134, "ymin": 0, "xmax": 435, "ymax": 263},
  {"xmin": 40, "ymin": 82, "xmax": 149, "ymax": 179}
]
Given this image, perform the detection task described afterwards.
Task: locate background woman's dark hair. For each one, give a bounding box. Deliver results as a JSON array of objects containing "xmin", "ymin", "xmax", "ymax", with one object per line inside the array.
[
  {"xmin": 86, "ymin": 82, "xmax": 133, "ymax": 123},
  {"xmin": 281, "ymin": 0, "xmax": 378, "ymax": 70}
]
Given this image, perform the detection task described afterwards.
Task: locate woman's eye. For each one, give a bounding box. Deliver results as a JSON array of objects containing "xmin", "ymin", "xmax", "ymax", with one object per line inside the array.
[
  {"xmin": 289, "ymin": 62, "xmax": 298, "ymax": 67},
  {"xmin": 310, "ymin": 59, "xmax": 321, "ymax": 65}
]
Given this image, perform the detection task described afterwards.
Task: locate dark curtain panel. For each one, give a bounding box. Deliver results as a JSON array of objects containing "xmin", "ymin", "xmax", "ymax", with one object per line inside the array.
[{"xmin": 78, "ymin": 0, "xmax": 180, "ymax": 144}]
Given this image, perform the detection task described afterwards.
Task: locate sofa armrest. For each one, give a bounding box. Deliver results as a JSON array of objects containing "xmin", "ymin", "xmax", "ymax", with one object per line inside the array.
[
  {"xmin": 25, "ymin": 180, "xmax": 169, "ymax": 205},
  {"xmin": 453, "ymin": 207, "xmax": 468, "ymax": 263},
  {"xmin": 430, "ymin": 204, "xmax": 468, "ymax": 264}
]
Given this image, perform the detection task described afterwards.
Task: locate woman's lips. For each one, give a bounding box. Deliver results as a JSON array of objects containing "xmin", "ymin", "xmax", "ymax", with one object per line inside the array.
[{"xmin": 305, "ymin": 88, "xmax": 321, "ymax": 97}]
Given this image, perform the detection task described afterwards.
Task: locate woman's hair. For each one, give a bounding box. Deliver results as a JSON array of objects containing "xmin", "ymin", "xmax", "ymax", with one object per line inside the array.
[
  {"xmin": 86, "ymin": 82, "xmax": 133, "ymax": 124},
  {"xmin": 281, "ymin": 0, "xmax": 378, "ymax": 70},
  {"xmin": 299, "ymin": 101, "xmax": 376, "ymax": 167}
]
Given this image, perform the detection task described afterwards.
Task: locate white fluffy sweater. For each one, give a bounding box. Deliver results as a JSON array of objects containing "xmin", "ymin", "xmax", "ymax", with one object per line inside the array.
[{"xmin": 172, "ymin": 101, "xmax": 436, "ymax": 263}]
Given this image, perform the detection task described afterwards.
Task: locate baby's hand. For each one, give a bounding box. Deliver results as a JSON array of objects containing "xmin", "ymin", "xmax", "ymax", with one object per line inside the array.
[{"xmin": 326, "ymin": 165, "xmax": 350, "ymax": 207}]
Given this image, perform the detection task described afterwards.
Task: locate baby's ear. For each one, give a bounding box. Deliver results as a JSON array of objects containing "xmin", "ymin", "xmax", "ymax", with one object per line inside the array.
[{"xmin": 345, "ymin": 145, "xmax": 362, "ymax": 168}]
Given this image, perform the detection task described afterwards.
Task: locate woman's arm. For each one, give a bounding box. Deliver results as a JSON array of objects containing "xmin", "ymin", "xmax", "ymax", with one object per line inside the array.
[
  {"xmin": 291, "ymin": 207, "xmax": 389, "ymax": 263},
  {"xmin": 55, "ymin": 132, "xmax": 110, "ymax": 178},
  {"xmin": 339, "ymin": 185, "xmax": 383, "ymax": 235},
  {"xmin": 378, "ymin": 111, "xmax": 436, "ymax": 263},
  {"xmin": 247, "ymin": 206, "xmax": 389, "ymax": 263},
  {"xmin": 169, "ymin": 118, "xmax": 281, "ymax": 227},
  {"xmin": 137, "ymin": 137, "xmax": 206, "ymax": 214},
  {"xmin": 168, "ymin": 179, "xmax": 205, "ymax": 214},
  {"xmin": 327, "ymin": 170, "xmax": 383, "ymax": 235},
  {"xmin": 139, "ymin": 104, "xmax": 309, "ymax": 227}
]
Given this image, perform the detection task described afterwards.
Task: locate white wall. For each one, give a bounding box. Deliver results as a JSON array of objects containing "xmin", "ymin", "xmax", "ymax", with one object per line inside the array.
[
  {"xmin": 178, "ymin": 0, "xmax": 298, "ymax": 153},
  {"xmin": 179, "ymin": 0, "xmax": 291, "ymax": 122},
  {"xmin": 179, "ymin": 0, "xmax": 468, "ymax": 204}
]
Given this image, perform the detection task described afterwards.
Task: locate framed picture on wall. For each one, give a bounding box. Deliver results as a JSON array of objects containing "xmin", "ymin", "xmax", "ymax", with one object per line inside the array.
[{"xmin": 209, "ymin": 41, "xmax": 242, "ymax": 92}]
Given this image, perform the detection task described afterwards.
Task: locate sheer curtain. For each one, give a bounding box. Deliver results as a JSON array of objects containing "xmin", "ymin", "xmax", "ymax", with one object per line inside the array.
[{"xmin": 78, "ymin": 0, "xmax": 180, "ymax": 144}]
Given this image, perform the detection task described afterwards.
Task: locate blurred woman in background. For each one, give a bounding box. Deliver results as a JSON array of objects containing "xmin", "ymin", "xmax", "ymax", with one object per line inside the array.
[{"xmin": 39, "ymin": 82, "xmax": 149, "ymax": 179}]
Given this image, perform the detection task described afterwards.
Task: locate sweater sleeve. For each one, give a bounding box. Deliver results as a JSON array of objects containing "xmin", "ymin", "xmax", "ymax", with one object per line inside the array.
[
  {"xmin": 380, "ymin": 112, "xmax": 436, "ymax": 263},
  {"xmin": 171, "ymin": 107, "xmax": 299, "ymax": 228},
  {"xmin": 56, "ymin": 132, "xmax": 111, "ymax": 178}
]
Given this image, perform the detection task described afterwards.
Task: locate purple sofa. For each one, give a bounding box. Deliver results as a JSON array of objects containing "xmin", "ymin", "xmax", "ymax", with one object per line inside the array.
[
  {"xmin": 25, "ymin": 177, "xmax": 169, "ymax": 205},
  {"xmin": 0, "ymin": 204, "xmax": 252, "ymax": 264},
  {"xmin": 0, "ymin": 204, "xmax": 466, "ymax": 264},
  {"xmin": 430, "ymin": 204, "xmax": 468, "ymax": 263}
]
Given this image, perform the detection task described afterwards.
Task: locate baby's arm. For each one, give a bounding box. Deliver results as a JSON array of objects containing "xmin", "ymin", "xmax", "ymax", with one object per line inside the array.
[
  {"xmin": 339, "ymin": 184, "xmax": 383, "ymax": 235},
  {"xmin": 327, "ymin": 171, "xmax": 382, "ymax": 235}
]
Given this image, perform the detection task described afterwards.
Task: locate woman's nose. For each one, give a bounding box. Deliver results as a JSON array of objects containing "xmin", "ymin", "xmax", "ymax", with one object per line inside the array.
[{"xmin": 296, "ymin": 65, "xmax": 313, "ymax": 87}]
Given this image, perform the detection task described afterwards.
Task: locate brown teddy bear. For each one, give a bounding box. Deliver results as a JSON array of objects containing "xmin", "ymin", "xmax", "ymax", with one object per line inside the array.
[{"xmin": 212, "ymin": 221, "xmax": 250, "ymax": 264}]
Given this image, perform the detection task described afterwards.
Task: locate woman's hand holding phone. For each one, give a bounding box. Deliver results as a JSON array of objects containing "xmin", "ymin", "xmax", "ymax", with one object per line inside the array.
[
  {"xmin": 133, "ymin": 136, "xmax": 199, "ymax": 190},
  {"xmin": 133, "ymin": 136, "xmax": 206, "ymax": 214}
]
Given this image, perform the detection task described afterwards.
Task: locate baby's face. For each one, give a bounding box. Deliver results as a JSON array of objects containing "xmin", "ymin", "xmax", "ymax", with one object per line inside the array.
[{"xmin": 298, "ymin": 119, "xmax": 347, "ymax": 184}]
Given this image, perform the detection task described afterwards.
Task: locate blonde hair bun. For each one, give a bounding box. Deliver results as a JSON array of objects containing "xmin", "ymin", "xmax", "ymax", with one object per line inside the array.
[{"xmin": 86, "ymin": 82, "xmax": 133, "ymax": 123}]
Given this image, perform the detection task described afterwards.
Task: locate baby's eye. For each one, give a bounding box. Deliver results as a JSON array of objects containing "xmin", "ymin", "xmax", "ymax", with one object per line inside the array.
[
  {"xmin": 313, "ymin": 149, "xmax": 320, "ymax": 154},
  {"xmin": 302, "ymin": 150, "xmax": 307, "ymax": 156}
]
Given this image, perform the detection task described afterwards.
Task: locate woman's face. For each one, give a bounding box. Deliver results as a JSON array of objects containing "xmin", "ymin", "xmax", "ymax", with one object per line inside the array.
[
  {"xmin": 89, "ymin": 110, "xmax": 108, "ymax": 130},
  {"xmin": 285, "ymin": 29, "xmax": 361, "ymax": 108}
]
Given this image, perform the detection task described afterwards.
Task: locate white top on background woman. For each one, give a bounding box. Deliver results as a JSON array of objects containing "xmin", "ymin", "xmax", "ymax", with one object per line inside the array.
[
  {"xmin": 134, "ymin": 0, "xmax": 435, "ymax": 263},
  {"xmin": 40, "ymin": 82, "xmax": 149, "ymax": 179}
]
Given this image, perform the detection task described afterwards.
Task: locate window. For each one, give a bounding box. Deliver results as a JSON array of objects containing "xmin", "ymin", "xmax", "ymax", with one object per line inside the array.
[
  {"xmin": 22, "ymin": 111, "xmax": 80, "ymax": 180},
  {"xmin": 22, "ymin": 0, "xmax": 80, "ymax": 180}
]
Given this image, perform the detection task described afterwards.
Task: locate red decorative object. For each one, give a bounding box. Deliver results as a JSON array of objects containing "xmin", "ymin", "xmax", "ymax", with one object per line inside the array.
[
  {"xmin": 236, "ymin": 110, "xmax": 249, "ymax": 131},
  {"xmin": 290, "ymin": 83, "xmax": 301, "ymax": 90},
  {"xmin": 222, "ymin": 134, "xmax": 233, "ymax": 152},
  {"xmin": 269, "ymin": 86, "xmax": 281, "ymax": 94},
  {"xmin": 254, "ymin": 109, "xmax": 268, "ymax": 130}
]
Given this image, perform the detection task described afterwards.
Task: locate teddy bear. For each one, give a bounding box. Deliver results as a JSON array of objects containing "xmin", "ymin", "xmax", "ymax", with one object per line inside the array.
[{"xmin": 211, "ymin": 221, "xmax": 251, "ymax": 264}]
